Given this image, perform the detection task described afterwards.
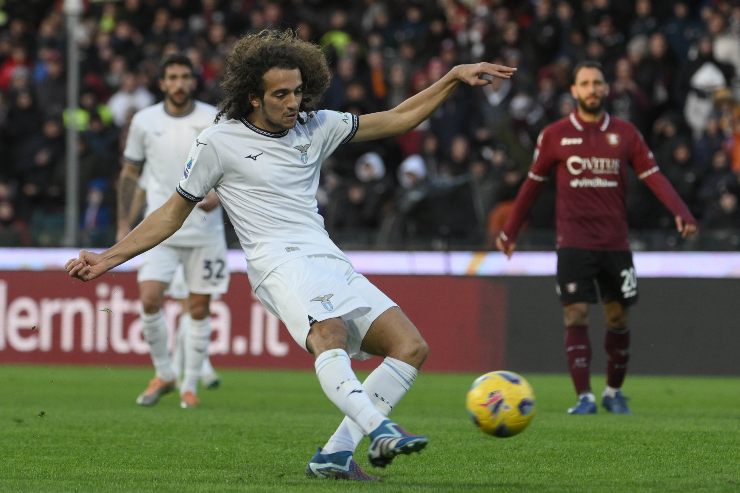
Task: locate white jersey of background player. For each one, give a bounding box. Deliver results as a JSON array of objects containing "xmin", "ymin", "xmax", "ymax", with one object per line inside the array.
[
  {"xmin": 68, "ymin": 30, "xmax": 516, "ymax": 478},
  {"xmin": 118, "ymin": 54, "xmax": 229, "ymax": 409}
]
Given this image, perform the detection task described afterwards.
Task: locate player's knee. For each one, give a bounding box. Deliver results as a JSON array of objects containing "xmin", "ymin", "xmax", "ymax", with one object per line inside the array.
[
  {"xmin": 391, "ymin": 335, "xmax": 429, "ymax": 369},
  {"xmin": 604, "ymin": 303, "xmax": 628, "ymax": 329},
  {"xmin": 188, "ymin": 294, "xmax": 211, "ymax": 320},
  {"xmin": 188, "ymin": 303, "xmax": 210, "ymax": 320},
  {"xmin": 140, "ymin": 298, "xmax": 163, "ymax": 315},
  {"xmin": 563, "ymin": 304, "xmax": 588, "ymax": 326}
]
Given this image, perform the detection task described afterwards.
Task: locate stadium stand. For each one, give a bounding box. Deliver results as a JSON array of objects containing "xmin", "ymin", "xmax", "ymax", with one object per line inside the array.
[{"xmin": 0, "ymin": 0, "xmax": 738, "ymax": 250}]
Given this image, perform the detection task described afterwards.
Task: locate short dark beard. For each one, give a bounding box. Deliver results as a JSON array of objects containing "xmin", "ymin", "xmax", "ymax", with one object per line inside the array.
[
  {"xmin": 577, "ymin": 96, "xmax": 604, "ymax": 115},
  {"xmin": 166, "ymin": 93, "xmax": 193, "ymax": 109}
]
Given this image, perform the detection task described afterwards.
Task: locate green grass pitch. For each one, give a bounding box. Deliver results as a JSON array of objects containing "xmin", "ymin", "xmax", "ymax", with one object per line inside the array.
[{"xmin": 1, "ymin": 365, "xmax": 738, "ymax": 492}]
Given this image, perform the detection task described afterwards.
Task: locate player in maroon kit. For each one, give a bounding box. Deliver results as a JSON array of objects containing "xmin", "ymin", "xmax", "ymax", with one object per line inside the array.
[{"xmin": 496, "ymin": 61, "xmax": 698, "ymax": 415}]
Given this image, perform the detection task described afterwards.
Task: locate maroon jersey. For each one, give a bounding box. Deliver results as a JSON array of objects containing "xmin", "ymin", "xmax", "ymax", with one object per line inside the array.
[{"xmin": 502, "ymin": 112, "xmax": 694, "ymax": 250}]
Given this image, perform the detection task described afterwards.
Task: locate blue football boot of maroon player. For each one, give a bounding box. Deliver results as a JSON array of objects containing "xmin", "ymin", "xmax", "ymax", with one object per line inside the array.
[
  {"xmin": 567, "ymin": 394, "xmax": 597, "ymax": 415},
  {"xmin": 602, "ymin": 390, "xmax": 632, "ymax": 415}
]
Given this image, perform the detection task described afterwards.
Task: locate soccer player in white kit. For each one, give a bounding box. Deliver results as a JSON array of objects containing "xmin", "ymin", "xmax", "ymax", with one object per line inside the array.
[
  {"xmin": 67, "ymin": 30, "xmax": 516, "ymax": 478},
  {"xmin": 116, "ymin": 54, "xmax": 229, "ymax": 409},
  {"xmin": 134, "ymin": 166, "xmax": 222, "ymax": 390}
]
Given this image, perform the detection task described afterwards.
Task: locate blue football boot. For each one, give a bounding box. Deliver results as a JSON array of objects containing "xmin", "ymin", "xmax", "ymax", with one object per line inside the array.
[
  {"xmin": 567, "ymin": 394, "xmax": 597, "ymax": 415},
  {"xmin": 602, "ymin": 390, "xmax": 632, "ymax": 415},
  {"xmin": 367, "ymin": 419, "xmax": 428, "ymax": 468},
  {"xmin": 306, "ymin": 448, "xmax": 378, "ymax": 481}
]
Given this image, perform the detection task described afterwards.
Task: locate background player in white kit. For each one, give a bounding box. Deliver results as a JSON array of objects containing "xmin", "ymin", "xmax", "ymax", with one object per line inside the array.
[
  {"xmin": 132, "ymin": 168, "xmax": 222, "ymax": 390},
  {"xmin": 116, "ymin": 54, "xmax": 229, "ymax": 409},
  {"xmin": 68, "ymin": 30, "xmax": 515, "ymax": 477}
]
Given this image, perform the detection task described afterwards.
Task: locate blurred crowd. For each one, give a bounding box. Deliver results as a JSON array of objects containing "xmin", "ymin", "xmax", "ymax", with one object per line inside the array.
[{"xmin": 0, "ymin": 0, "xmax": 738, "ymax": 250}]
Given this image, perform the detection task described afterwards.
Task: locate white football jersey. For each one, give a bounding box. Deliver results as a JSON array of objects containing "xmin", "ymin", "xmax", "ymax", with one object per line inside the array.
[
  {"xmin": 124, "ymin": 101, "xmax": 223, "ymax": 246},
  {"xmin": 177, "ymin": 110, "xmax": 359, "ymax": 289}
]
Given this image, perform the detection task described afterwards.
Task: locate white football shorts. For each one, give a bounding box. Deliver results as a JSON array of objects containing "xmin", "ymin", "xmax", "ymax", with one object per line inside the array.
[
  {"xmin": 137, "ymin": 240, "xmax": 230, "ymax": 296},
  {"xmin": 255, "ymin": 254, "xmax": 396, "ymax": 360},
  {"xmin": 164, "ymin": 265, "xmax": 188, "ymax": 299},
  {"xmin": 165, "ymin": 264, "xmax": 224, "ymax": 301}
]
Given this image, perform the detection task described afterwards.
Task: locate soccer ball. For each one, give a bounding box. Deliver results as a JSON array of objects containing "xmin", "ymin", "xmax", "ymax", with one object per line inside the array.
[{"xmin": 466, "ymin": 370, "xmax": 536, "ymax": 437}]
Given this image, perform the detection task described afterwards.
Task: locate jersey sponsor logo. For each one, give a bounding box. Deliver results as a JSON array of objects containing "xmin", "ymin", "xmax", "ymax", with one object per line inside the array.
[
  {"xmin": 183, "ymin": 158, "xmax": 193, "ymax": 178},
  {"xmin": 560, "ymin": 137, "xmax": 583, "ymax": 146},
  {"xmin": 284, "ymin": 246, "xmax": 300, "ymax": 253},
  {"xmin": 565, "ymin": 156, "xmax": 620, "ymax": 175},
  {"xmin": 342, "ymin": 114, "xmax": 350, "ymax": 125},
  {"xmin": 294, "ymin": 143, "xmax": 311, "ymax": 164},
  {"xmin": 310, "ymin": 294, "xmax": 334, "ymax": 312},
  {"xmin": 195, "ymin": 138, "xmax": 208, "ymax": 147},
  {"xmin": 569, "ymin": 177, "xmax": 619, "ymax": 188},
  {"xmin": 606, "ymin": 133, "xmax": 620, "ymax": 146},
  {"xmin": 244, "ymin": 151, "xmax": 263, "ymax": 161}
]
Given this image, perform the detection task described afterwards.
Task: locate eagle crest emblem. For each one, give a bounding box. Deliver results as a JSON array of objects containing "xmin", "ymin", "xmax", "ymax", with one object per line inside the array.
[
  {"xmin": 310, "ymin": 293, "xmax": 334, "ymax": 311},
  {"xmin": 294, "ymin": 143, "xmax": 311, "ymax": 164}
]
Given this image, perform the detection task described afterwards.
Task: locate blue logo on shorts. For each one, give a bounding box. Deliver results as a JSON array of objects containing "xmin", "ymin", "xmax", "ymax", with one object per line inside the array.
[{"xmin": 311, "ymin": 294, "xmax": 334, "ymax": 312}]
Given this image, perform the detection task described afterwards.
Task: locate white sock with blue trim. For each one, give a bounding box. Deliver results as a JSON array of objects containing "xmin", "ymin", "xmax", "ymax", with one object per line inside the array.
[
  {"xmin": 322, "ymin": 357, "xmax": 418, "ymax": 454},
  {"xmin": 314, "ymin": 349, "xmax": 386, "ymax": 436}
]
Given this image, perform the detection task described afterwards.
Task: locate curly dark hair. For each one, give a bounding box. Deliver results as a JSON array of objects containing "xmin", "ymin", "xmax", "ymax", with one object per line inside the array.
[{"xmin": 215, "ymin": 29, "xmax": 331, "ymax": 123}]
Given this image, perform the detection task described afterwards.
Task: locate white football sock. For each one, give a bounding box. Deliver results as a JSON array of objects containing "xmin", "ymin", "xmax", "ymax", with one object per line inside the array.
[
  {"xmin": 175, "ymin": 314, "xmax": 215, "ymax": 378},
  {"xmin": 181, "ymin": 316, "xmax": 211, "ymax": 394},
  {"xmin": 314, "ymin": 349, "xmax": 385, "ymax": 435},
  {"xmin": 172, "ymin": 314, "xmax": 189, "ymax": 382},
  {"xmin": 141, "ymin": 310, "xmax": 175, "ymax": 382},
  {"xmin": 201, "ymin": 351, "xmax": 216, "ymax": 377},
  {"xmin": 322, "ymin": 357, "xmax": 418, "ymax": 454},
  {"xmin": 603, "ymin": 386, "xmax": 619, "ymax": 398},
  {"xmin": 579, "ymin": 392, "xmax": 596, "ymax": 402}
]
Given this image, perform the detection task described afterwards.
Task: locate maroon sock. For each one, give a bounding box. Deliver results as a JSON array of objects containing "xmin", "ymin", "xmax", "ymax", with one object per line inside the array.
[
  {"xmin": 605, "ymin": 329, "xmax": 630, "ymax": 388},
  {"xmin": 565, "ymin": 325, "xmax": 591, "ymax": 395}
]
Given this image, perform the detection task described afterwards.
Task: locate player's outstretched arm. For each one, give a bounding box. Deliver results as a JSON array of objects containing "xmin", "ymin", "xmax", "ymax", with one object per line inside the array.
[
  {"xmin": 66, "ymin": 192, "xmax": 196, "ymax": 281},
  {"xmin": 353, "ymin": 62, "xmax": 516, "ymax": 142}
]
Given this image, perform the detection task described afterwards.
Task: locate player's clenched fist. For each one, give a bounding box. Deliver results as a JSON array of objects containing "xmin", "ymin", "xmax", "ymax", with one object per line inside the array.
[{"xmin": 65, "ymin": 251, "xmax": 106, "ymax": 281}]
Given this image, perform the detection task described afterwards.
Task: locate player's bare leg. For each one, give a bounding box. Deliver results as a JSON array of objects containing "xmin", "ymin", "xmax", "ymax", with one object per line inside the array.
[
  {"xmin": 137, "ymin": 280, "xmax": 176, "ymax": 406},
  {"xmin": 602, "ymin": 301, "xmax": 631, "ymax": 414},
  {"xmin": 564, "ymin": 303, "xmax": 596, "ymax": 414}
]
